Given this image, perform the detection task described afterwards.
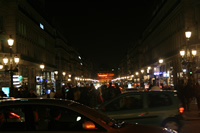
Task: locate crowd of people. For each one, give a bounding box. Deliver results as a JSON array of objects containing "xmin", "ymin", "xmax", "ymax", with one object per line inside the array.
[
  {"xmin": 65, "ymin": 82, "xmax": 121, "ymax": 108},
  {"xmin": 0, "ymin": 82, "xmax": 122, "ymax": 108},
  {"xmin": 0, "ymin": 87, "xmax": 37, "ymax": 98}
]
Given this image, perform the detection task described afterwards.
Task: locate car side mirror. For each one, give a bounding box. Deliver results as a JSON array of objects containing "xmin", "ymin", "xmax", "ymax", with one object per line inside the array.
[{"xmin": 82, "ymin": 121, "xmax": 96, "ymax": 130}]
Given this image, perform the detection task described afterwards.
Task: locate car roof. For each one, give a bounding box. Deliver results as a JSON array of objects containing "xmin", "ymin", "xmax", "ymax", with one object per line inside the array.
[
  {"xmin": 122, "ymin": 90, "xmax": 177, "ymax": 94},
  {"xmin": 0, "ymin": 98, "xmax": 78, "ymax": 107}
]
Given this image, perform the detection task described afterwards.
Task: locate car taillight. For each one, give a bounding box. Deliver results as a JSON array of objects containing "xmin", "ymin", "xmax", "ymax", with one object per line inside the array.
[
  {"xmin": 179, "ymin": 107, "xmax": 184, "ymax": 114},
  {"xmin": 8, "ymin": 112, "xmax": 21, "ymax": 119}
]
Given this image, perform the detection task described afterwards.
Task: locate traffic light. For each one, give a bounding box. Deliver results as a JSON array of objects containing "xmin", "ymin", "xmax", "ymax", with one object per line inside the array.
[{"xmin": 189, "ymin": 67, "xmax": 193, "ymax": 75}]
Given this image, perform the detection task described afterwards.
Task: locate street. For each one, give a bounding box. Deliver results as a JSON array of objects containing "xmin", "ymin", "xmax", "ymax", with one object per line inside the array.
[{"xmin": 180, "ymin": 119, "xmax": 200, "ymax": 133}]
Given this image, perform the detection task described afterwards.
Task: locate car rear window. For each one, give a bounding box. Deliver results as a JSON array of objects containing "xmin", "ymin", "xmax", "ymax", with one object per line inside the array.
[{"xmin": 147, "ymin": 93, "xmax": 172, "ymax": 108}]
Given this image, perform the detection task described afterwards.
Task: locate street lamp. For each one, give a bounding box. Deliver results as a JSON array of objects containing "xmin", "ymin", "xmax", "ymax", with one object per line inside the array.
[
  {"xmin": 40, "ymin": 64, "xmax": 45, "ymax": 71},
  {"xmin": 54, "ymin": 71, "xmax": 58, "ymax": 75},
  {"xmin": 62, "ymin": 72, "xmax": 66, "ymax": 76},
  {"xmin": 1, "ymin": 36, "xmax": 20, "ymax": 96},
  {"xmin": 159, "ymin": 59, "xmax": 164, "ymax": 64},
  {"xmin": 135, "ymin": 72, "xmax": 139, "ymax": 88},
  {"xmin": 179, "ymin": 30, "xmax": 197, "ymax": 84},
  {"xmin": 185, "ymin": 30, "xmax": 192, "ymax": 39},
  {"xmin": 179, "ymin": 30, "xmax": 197, "ymax": 111}
]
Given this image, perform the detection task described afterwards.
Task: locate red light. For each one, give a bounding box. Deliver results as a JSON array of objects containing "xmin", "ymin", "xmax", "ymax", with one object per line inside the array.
[
  {"xmin": 8, "ymin": 112, "xmax": 21, "ymax": 119},
  {"xmin": 179, "ymin": 107, "xmax": 184, "ymax": 114},
  {"xmin": 119, "ymin": 87, "xmax": 123, "ymax": 90}
]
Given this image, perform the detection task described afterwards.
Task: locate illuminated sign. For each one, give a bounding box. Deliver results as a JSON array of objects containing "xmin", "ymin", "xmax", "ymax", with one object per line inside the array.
[
  {"xmin": 163, "ymin": 72, "xmax": 170, "ymax": 77},
  {"xmin": 97, "ymin": 73, "xmax": 114, "ymax": 81},
  {"xmin": 13, "ymin": 75, "xmax": 22, "ymax": 88},
  {"xmin": 154, "ymin": 72, "xmax": 163, "ymax": 75}
]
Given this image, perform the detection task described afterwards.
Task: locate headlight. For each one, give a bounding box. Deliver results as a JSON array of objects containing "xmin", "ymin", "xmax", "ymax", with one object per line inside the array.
[{"xmin": 163, "ymin": 128, "xmax": 178, "ymax": 133}]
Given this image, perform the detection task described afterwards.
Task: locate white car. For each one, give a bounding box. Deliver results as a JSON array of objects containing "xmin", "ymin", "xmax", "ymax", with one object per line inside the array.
[
  {"xmin": 96, "ymin": 90, "xmax": 184, "ymax": 131},
  {"xmin": 0, "ymin": 98, "xmax": 176, "ymax": 133}
]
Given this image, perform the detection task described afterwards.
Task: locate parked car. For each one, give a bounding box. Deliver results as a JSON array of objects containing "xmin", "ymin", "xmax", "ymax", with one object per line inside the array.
[
  {"xmin": 0, "ymin": 98, "xmax": 176, "ymax": 133},
  {"xmin": 96, "ymin": 90, "xmax": 184, "ymax": 131}
]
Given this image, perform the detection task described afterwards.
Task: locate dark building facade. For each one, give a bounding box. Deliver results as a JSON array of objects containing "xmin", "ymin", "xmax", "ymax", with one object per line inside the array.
[
  {"xmin": 0, "ymin": 0, "xmax": 93, "ymax": 96},
  {"xmin": 118, "ymin": 0, "xmax": 200, "ymax": 89}
]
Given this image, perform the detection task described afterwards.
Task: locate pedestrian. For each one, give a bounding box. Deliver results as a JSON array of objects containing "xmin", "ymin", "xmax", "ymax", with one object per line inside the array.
[
  {"xmin": 88, "ymin": 84, "xmax": 98, "ymax": 108},
  {"xmin": 54, "ymin": 89, "xmax": 65, "ymax": 99},
  {"xmin": 48, "ymin": 88, "xmax": 56, "ymax": 98},
  {"xmin": 27, "ymin": 89, "xmax": 37, "ymax": 98},
  {"xmin": 79, "ymin": 84, "xmax": 90, "ymax": 106},
  {"xmin": 67, "ymin": 85, "xmax": 75, "ymax": 100},
  {"xmin": 10, "ymin": 87, "xmax": 19, "ymax": 97},
  {"xmin": 148, "ymin": 82, "xmax": 153, "ymax": 90},
  {"xmin": 194, "ymin": 83, "xmax": 200, "ymax": 110},
  {"xmin": 23, "ymin": 87, "xmax": 29, "ymax": 98},
  {"xmin": 73, "ymin": 87, "xmax": 81, "ymax": 102},
  {"xmin": 0, "ymin": 91, "xmax": 6, "ymax": 97},
  {"xmin": 18, "ymin": 87, "xmax": 24, "ymax": 98},
  {"xmin": 97, "ymin": 87, "xmax": 103, "ymax": 104},
  {"xmin": 114, "ymin": 83, "xmax": 121, "ymax": 96},
  {"xmin": 103, "ymin": 82, "xmax": 115, "ymax": 102}
]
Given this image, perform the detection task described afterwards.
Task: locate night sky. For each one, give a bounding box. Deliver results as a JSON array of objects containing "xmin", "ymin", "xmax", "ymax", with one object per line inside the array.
[{"xmin": 45, "ymin": 1, "xmax": 155, "ymax": 70}]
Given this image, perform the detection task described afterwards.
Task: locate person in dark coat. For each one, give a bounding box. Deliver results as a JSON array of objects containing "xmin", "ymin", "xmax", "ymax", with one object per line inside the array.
[
  {"xmin": 79, "ymin": 84, "xmax": 90, "ymax": 106},
  {"xmin": 103, "ymin": 83, "xmax": 115, "ymax": 102},
  {"xmin": 88, "ymin": 84, "xmax": 98, "ymax": 108},
  {"xmin": 114, "ymin": 83, "xmax": 121, "ymax": 96},
  {"xmin": 27, "ymin": 89, "xmax": 37, "ymax": 98}
]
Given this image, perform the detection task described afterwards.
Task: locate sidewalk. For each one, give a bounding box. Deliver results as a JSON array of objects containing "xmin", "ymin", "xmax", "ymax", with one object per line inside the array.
[{"xmin": 183, "ymin": 101, "xmax": 200, "ymax": 121}]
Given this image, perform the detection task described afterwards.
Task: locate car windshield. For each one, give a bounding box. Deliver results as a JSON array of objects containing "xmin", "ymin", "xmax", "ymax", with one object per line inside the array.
[{"xmin": 73, "ymin": 103, "xmax": 127, "ymax": 128}]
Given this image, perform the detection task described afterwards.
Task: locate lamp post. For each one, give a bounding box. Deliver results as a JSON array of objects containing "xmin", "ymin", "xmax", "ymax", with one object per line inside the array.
[
  {"xmin": 179, "ymin": 30, "xmax": 197, "ymax": 111},
  {"xmin": 40, "ymin": 64, "xmax": 45, "ymax": 94},
  {"xmin": 179, "ymin": 30, "xmax": 196, "ymax": 84},
  {"xmin": 158, "ymin": 58, "xmax": 164, "ymax": 86},
  {"xmin": 1, "ymin": 37, "xmax": 20, "ymax": 96},
  {"xmin": 62, "ymin": 72, "xmax": 66, "ymax": 85},
  {"xmin": 54, "ymin": 70, "xmax": 58, "ymax": 79},
  {"xmin": 141, "ymin": 69, "xmax": 144, "ymax": 88},
  {"xmin": 135, "ymin": 72, "xmax": 139, "ymax": 88}
]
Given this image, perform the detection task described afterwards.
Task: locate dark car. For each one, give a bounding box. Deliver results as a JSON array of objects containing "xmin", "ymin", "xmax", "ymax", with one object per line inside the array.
[
  {"xmin": 96, "ymin": 90, "xmax": 184, "ymax": 131},
  {"xmin": 0, "ymin": 98, "xmax": 176, "ymax": 133}
]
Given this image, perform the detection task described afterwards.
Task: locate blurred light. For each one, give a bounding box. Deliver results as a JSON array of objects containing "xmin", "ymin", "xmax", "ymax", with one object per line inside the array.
[
  {"xmin": 76, "ymin": 116, "xmax": 81, "ymax": 121},
  {"xmin": 180, "ymin": 50, "xmax": 185, "ymax": 56},
  {"xmin": 40, "ymin": 64, "xmax": 45, "ymax": 70},
  {"xmin": 159, "ymin": 59, "xmax": 163, "ymax": 64},
  {"xmin": 192, "ymin": 50, "xmax": 197, "ymax": 56},
  {"xmin": 179, "ymin": 107, "xmax": 184, "ymax": 114},
  {"xmin": 141, "ymin": 69, "xmax": 144, "ymax": 73},
  {"xmin": 54, "ymin": 71, "xmax": 58, "ymax": 75},
  {"xmin": 3, "ymin": 56, "xmax": 8, "ymax": 64},
  {"xmin": 185, "ymin": 31, "xmax": 192, "ymax": 39},
  {"xmin": 7, "ymin": 37, "xmax": 14, "ymax": 47},
  {"xmin": 14, "ymin": 55, "xmax": 19, "ymax": 64},
  {"xmin": 62, "ymin": 72, "xmax": 66, "ymax": 76},
  {"xmin": 0, "ymin": 64, "xmax": 3, "ymax": 69}
]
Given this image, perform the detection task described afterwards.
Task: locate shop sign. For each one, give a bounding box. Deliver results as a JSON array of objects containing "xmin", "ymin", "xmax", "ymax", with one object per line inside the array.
[
  {"xmin": 154, "ymin": 72, "xmax": 163, "ymax": 75},
  {"xmin": 163, "ymin": 72, "xmax": 170, "ymax": 77}
]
